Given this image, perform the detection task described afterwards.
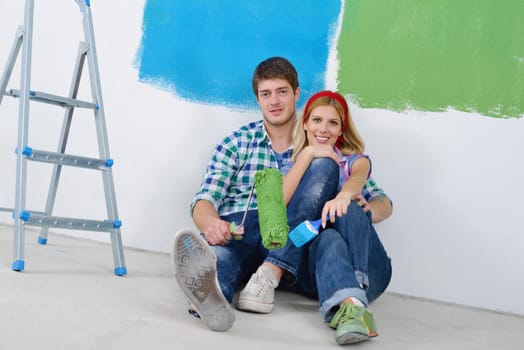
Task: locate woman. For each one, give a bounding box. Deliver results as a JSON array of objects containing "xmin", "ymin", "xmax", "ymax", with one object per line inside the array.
[{"xmin": 238, "ymin": 91, "xmax": 392, "ymax": 346}]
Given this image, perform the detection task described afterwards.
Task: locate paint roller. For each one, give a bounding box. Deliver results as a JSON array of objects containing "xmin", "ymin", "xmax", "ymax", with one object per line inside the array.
[{"xmin": 254, "ymin": 168, "xmax": 289, "ymax": 249}]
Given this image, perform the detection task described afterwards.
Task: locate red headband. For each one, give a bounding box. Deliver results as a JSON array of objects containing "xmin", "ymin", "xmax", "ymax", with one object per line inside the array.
[{"xmin": 302, "ymin": 90, "xmax": 349, "ymax": 146}]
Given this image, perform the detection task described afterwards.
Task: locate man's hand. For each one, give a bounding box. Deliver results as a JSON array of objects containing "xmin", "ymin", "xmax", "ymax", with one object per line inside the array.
[
  {"xmin": 355, "ymin": 194, "xmax": 392, "ymax": 224},
  {"xmin": 355, "ymin": 194, "xmax": 371, "ymax": 213},
  {"xmin": 192, "ymin": 200, "xmax": 233, "ymax": 245},
  {"xmin": 203, "ymin": 218, "xmax": 233, "ymax": 245}
]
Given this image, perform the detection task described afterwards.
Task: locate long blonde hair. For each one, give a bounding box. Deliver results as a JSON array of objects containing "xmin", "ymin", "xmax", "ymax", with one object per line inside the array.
[{"xmin": 292, "ymin": 91, "xmax": 365, "ymax": 161}]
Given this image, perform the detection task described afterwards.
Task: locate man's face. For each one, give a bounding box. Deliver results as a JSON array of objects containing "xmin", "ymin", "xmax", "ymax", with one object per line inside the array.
[{"xmin": 256, "ymin": 78, "xmax": 300, "ymax": 127}]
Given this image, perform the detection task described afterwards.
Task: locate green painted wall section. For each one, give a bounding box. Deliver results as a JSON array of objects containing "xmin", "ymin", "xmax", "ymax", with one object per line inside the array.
[{"xmin": 337, "ymin": 0, "xmax": 524, "ymax": 118}]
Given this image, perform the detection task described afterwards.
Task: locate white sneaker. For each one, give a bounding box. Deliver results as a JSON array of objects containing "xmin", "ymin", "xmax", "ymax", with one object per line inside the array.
[
  {"xmin": 237, "ymin": 265, "xmax": 279, "ymax": 313},
  {"xmin": 172, "ymin": 230, "xmax": 235, "ymax": 331}
]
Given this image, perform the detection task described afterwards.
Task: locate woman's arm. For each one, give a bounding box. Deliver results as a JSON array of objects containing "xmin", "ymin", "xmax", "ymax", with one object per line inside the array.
[{"xmin": 321, "ymin": 157, "xmax": 370, "ymax": 227}]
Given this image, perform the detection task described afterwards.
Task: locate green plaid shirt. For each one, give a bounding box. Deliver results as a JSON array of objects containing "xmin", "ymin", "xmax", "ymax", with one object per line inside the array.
[
  {"xmin": 191, "ymin": 120, "xmax": 389, "ymax": 216},
  {"xmin": 190, "ymin": 120, "xmax": 288, "ymax": 216}
]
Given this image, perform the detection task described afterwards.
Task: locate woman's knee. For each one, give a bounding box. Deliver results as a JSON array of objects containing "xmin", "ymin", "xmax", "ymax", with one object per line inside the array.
[
  {"xmin": 347, "ymin": 199, "xmax": 367, "ymax": 216},
  {"xmin": 308, "ymin": 158, "xmax": 338, "ymax": 175},
  {"xmin": 298, "ymin": 158, "xmax": 339, "ymax": 201}
]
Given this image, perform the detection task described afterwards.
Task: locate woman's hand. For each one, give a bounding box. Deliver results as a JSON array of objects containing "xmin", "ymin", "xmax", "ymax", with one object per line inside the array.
[
  {"xmin": 321, "ymin": 191, "xmax": 353, "ymax": 228},
  {"xmin": 299, "ymin": 144, "xmax": 339, "ymax": 163}
]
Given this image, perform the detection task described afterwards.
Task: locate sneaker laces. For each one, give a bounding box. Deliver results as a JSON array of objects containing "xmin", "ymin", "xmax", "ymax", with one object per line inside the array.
[{"xmin": 242, "ymin": 267, "xmax": 278, "ymax": 297}]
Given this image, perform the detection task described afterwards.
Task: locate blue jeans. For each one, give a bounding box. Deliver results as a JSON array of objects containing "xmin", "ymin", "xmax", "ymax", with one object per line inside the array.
[
  {"xmin": 266, "ymin": 160, "xmax": 392, "ymax": 322},
  {"xmin": 210, "ymin": 209, "xmax": 267, "ymax": 302},
  {"xmin": 210, "ymin": 158, "xmax": 340, "ymax": 302}
]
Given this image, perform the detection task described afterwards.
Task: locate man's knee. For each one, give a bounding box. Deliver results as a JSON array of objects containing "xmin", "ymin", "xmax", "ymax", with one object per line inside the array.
[{"xmin": 315, "ymin": 228, "xmax": 344, "ymax": 249}]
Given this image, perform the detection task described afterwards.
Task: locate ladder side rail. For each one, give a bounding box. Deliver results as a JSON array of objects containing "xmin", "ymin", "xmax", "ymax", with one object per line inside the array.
[
  {"xmin": 79, "ymin": 1, "xmax": 126, "ymax": 274},
  {"xmin": 39, "ymin": 42, "xmax": 89, "ymax": 242},
  {"xmin": 0, "ymin": 26, "xmax": 25, "ymax": 105},
  {"xmin": 12, "ymin": 0, "xmax": 36, "ymax": 271},
  {"xmin": 80, "ymin": 3, "xmax": 111, "ymax": 160},
  {"xmin": 80, "ymin": 2, "xmax": 119, "ymax": 219}
]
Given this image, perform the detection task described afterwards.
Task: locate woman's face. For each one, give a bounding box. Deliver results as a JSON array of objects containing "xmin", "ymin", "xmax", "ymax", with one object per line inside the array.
[{"xmin": 304, "ymin": 104, "xmax": 342, "ymax": 147}]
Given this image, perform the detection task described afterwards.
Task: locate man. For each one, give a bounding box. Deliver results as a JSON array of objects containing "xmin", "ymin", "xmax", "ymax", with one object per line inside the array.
[{"xmin": 172, "ymin": 57, "xmax": 392, "ymax": 339}]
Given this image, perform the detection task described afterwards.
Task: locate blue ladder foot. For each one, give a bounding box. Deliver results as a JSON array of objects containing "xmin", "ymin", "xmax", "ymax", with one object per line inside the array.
[
  {"xmin": 114, "ymin": 266, "xmax": 127, "ymax": 276},
  {"xmin": 12, "ymin": 260, "xmax": 25, "ymax": 271},
  {"xmin": 38, "ymin": 236, "xmax": 48, "ymax": 245}
]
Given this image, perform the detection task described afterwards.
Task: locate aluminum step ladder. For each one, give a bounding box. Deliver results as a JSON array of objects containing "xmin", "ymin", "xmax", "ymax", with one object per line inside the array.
[{"xmin": 0, "ymin": 0, "xmax": 127, "ymax": 275}]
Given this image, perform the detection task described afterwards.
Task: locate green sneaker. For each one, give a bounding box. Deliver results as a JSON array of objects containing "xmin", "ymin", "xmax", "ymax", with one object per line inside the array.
[{"xmin": 329, "ymin": 301, "xmax": 378, "ymax": 345}]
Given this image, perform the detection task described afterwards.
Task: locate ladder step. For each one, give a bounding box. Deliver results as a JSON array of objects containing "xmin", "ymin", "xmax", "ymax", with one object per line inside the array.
[
  {"xmin": 0, "ymin": 207, "xmax": 46, "ymax": 216},
  {"xmin": 0, "ymin": 207, "xmax": 14, "ymax": 213},
  {"xmin": 19, "ymin": 211, "xmax": 122, "ymax": 233},
  {"xmin": 21, "ymin": 146, "xmax": 113, "ymax": 170},
  {"xmin": 6, "ymin": 89, "xmax": 97, "ymax": 109}
]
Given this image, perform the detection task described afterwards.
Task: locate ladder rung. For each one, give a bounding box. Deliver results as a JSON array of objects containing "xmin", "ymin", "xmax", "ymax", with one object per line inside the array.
[
  {"xmin": 6, "ymin": 89, "xmax": 97, "ymax": 109},
  {"xmin": 19, "ymin": 211, "xmax": 122, "ymax": 233},
  {"xmin": 0, "ymin": 207, "xmax": 47, "ymax": 216},
  {"xmin": 21, "ymin": 146, "xmax": 113, "ymax": 170}
]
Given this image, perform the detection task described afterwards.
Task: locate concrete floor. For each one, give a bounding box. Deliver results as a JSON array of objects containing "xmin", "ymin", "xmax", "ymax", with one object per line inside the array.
[{"xmin": 1, "ymin": 223, "xmax": 524, "ymax": 350}]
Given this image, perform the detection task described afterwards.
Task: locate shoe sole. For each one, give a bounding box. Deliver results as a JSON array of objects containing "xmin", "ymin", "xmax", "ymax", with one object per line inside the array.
[
  {"xmin": 335, "ymin": 322, "xmax": 377, "ymax": 345},
  {"xmin": 172, "ymin": 230, "xmax": 235, "ymax": 331},
  {"xmin": 237, "ymin": 298, "xmax": 274, "ymax": 313},
  {"xmin": 336, "ymin": 331, "xmax": 370, "ymax": 345}
]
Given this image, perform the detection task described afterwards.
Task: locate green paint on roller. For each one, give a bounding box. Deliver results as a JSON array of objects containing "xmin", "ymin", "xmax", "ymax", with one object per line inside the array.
[
  {"xmin": 255, "ymin": 169, "xmax": 289, "ymax": 250},
  {"xmin": 338, "ymin": 0, "xmax": 524, "ymax": 119}
]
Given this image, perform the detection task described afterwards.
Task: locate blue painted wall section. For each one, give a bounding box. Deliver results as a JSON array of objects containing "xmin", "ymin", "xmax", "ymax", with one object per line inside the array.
[{"xmin": 135, "ymin": 1, "xmax": 340, "ymax": 109}]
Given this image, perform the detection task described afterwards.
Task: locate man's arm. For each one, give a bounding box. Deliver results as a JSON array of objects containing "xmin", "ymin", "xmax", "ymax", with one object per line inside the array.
[
  {"xmin": 192, "ymin": 200, "xmax": 233, "ymax": 245},
  {"xmin": 190, "ymin": 126, "xmax": 246, "ymax": 245},
  {"xmin": 356, "ymin": 195, "xmax": 393, "ymax": 224}
]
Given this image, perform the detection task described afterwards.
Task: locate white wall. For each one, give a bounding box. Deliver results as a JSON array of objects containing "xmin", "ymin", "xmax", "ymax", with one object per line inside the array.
[
  {"xmin": 1, "ymin": 0, "xmax": 523, "ymax": 316},
  {"xmin": 354, "ymin": 107, "xmax": 524, "ymax": 316}
]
